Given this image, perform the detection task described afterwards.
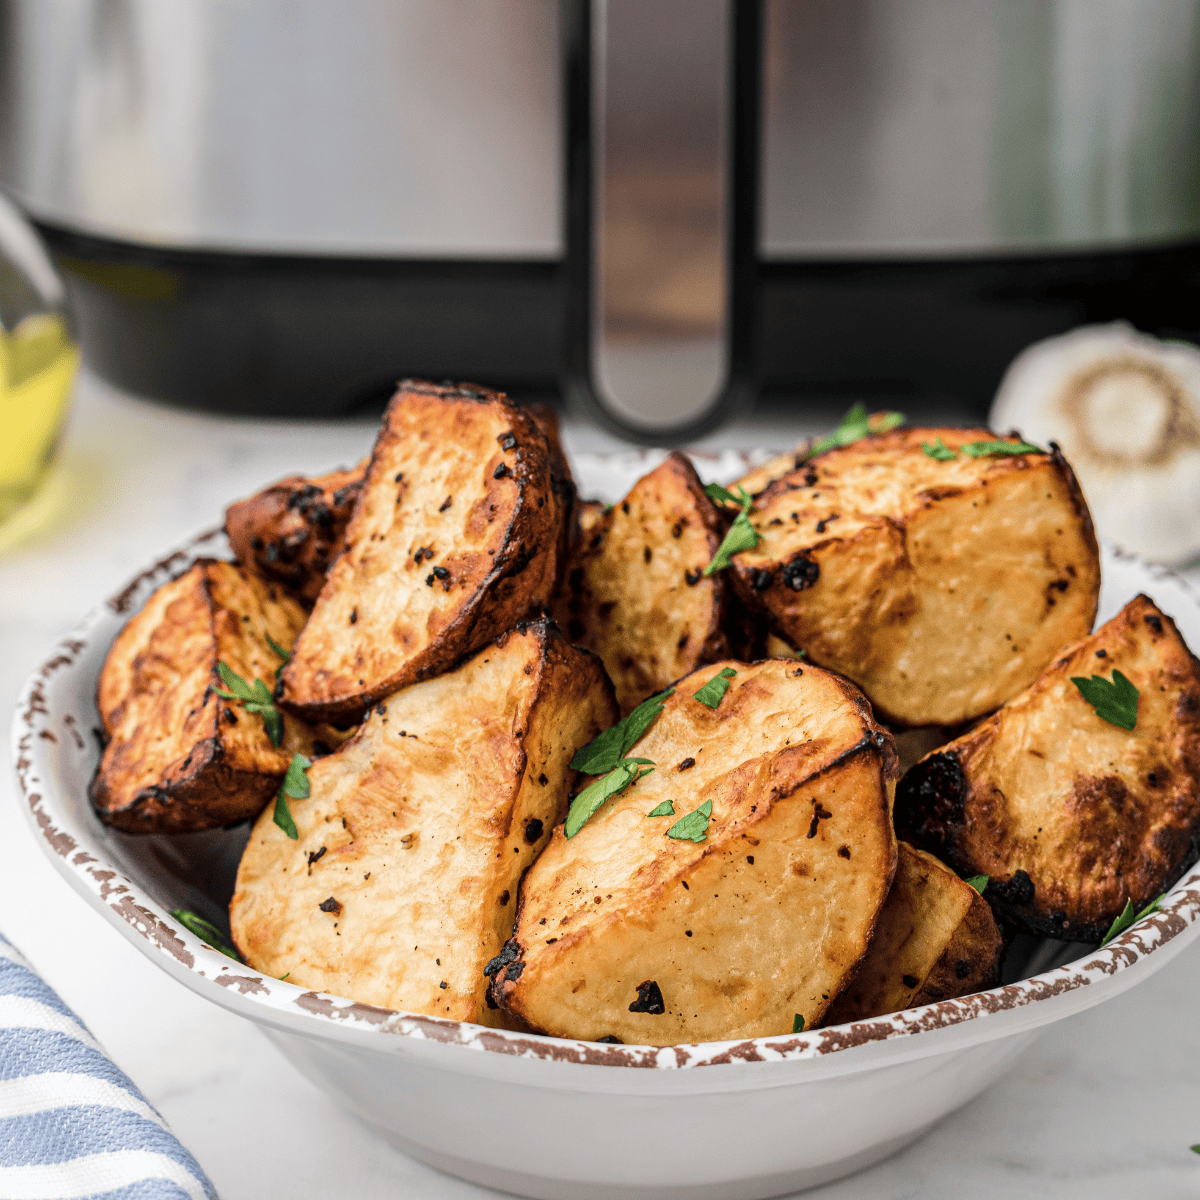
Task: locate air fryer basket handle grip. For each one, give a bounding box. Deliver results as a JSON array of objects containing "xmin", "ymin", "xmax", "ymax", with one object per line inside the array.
[{"xmin": 563, "ymin": 0, "xmax": 757, "ymax": 442}]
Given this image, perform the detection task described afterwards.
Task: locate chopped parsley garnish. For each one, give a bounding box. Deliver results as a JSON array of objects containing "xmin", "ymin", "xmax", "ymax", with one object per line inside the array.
[
  {"xmin": 792, "ymin": 1013, "xmax": 805, "ymax": 1033},
  {"xmin": 1191, "ymin": 1144, "xmax": 1200, "ymax": 1155},
  {"xmin": 566, "ymin": 691, "xmax": 674, "ymax": 838},
  {"xmin": 666, "ymin": 798, "xmax": 713, "ymax": 844},
  {"xmin": 1100, "ymin": 895, "xmax": 1162, "ymax": 947},
  {"xmin": 704, "ymin": 482, "xmax": 749, "ymax": 509},
  {"xmin": 571, "ymin": 689, "xmax": 673, "ymax": 775},
  {"xmin": 274, "ymin": 752, "xmax": 312, "ymax": 840},
  {"xmin": 565, "ymin": 758, "xmax": 654, "ymax": 838},
  {"xmin": 809, "ymin": 402, "xmax": 905, "ymax": 457},
  {"xmin": 960, "ymin": 439, "xmax": 1042, "ymax": 457},
  {"xmin": 646, "ymin": 799, "xmax": 675, "ymax": 818},
  {"xmin": 693, "ymin": 667, "xmax": 737, "ymax": 709},
  {"xmin": 265, "ymin": 634, "xmax": 290, "ymax": 663},
  {"xmin": 964, "ymin": 874, "xmax": 989, "ymax": 895},
  {"xmin": 1070, "ymin": 669, "xmax": 1138, "ymax": 731},
  {"xmin": 214, "ymin": 661, "xmax": 282, "ymax": 746},
  {"xmin": 922, "ymin": 438, "xmax": 956, "ymax": 461},
  {"xmin": 703, "ymin": 483, "xmax": 761, "ymax": 576},
  {"xmin": 172, "ymin": 909, "xmax": 240, "ymax": 961}
]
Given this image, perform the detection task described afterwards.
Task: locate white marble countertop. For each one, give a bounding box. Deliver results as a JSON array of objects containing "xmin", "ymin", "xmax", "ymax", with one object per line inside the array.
[{"xmin": 4, "ymin": 373, "xmax": 1200, "ymax": 1200}]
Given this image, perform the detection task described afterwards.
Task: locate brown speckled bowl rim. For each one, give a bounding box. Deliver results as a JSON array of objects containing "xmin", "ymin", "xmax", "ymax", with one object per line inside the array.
[{"xmin": 13, "ymin": 522, "xmax": 1200, "ymax": 1071}]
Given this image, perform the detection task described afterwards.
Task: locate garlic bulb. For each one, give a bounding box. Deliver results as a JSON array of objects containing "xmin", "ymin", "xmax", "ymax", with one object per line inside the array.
[{"xmin": 990, "ymin": 323, "xmax": 1200, "ymax": 565}]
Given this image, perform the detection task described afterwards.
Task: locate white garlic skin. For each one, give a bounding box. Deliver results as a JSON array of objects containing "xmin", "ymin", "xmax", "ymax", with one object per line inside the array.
[{"xmin": 990, "ymin": 322, "xmax": 1200, "ymax": 565}]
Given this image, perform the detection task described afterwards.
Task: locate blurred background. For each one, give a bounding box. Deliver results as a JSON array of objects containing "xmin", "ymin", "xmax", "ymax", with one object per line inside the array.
[{"xmin": 2, "ymin": 0, "xmax": 1198, "ymax": 437}]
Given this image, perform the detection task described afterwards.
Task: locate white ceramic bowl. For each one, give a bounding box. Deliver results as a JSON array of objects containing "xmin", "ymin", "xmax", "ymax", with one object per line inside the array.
[{"xmin": 13, "ymin": 451, "xmax": 1200, "ymax": 1200}]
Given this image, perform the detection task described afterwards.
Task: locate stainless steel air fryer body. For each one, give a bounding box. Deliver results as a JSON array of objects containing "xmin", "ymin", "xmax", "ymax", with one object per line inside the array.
[
  {"xmin": 0, "ymin": 1, "xmax": 564, "ymax": 258},
  {"xmin": 2, "ymin": 0, "xmax": 1199, "ymax": 433}
]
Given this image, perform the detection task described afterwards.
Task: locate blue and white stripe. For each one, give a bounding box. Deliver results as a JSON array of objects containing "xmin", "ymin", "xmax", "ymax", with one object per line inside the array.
[{"xmin": 0, "ymin": 932, "xmax": 218, "ymax": 1200}]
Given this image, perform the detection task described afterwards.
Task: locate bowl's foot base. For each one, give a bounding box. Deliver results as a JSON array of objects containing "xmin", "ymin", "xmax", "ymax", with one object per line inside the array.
[{"xmin": 370, "ymin": 1123, "xmax": 932, "ymax": 1200}]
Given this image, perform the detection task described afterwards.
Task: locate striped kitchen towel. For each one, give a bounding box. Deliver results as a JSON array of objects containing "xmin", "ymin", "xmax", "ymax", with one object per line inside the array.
[{"xmin": 0, "ymin": 931, "xmax": 218, "ymax": 1200}]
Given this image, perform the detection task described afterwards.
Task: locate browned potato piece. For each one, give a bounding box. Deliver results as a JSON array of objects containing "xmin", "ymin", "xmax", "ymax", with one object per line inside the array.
[
  {"xmin": 824, "ymin": 843, "xmax": 1002, "ymax": 1024},
  {"xmin": 230, "ymin": 619, "xmax": 615, "ymax": 1024},
  {"xmin": 225, "ymin": 461, "xmax": 366, "ymax": 604},
  {"xmin": 92, "ymin": 560, "xmax": 315, "ymax": 834},
  {"xmin": 731, "ymin": 438, "xmax": 810, "ymax": 497},
  {"xmin": 727, "ymin": 428, "xmax": 1100, "ymax": 727},
  {"xmin": 491, "ymin": 659, "xmax": 899, "ymax": 1045},
  {"xmin": 551, "ymin": 453, "xmax": 728, "ymax": 713},
  {"xmin": 895, "ymin": 594, "xmax": 1200, "ymax": 941},
  {"xmin": 280, "ymin": 380, "xmax": 573, "ymax": 724}
]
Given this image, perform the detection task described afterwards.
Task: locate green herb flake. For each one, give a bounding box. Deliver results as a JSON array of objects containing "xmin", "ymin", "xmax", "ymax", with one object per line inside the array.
[
  {"xmin": 570, "ymin": 689, "xmax": 673, "ymax": 776},
  {"xmin": 278, "ymin": 973, "xmax": 290, "ymax": 980},
  {"xmin": 646, "ymin": 799, "xmax": 675, "ymax": 818},
  {"xmin": 1100, "ymin": 895, "xmax": 1162, "ymax": 947},
  {"xmin": 666, "ymin": 798, "xmax": 713, "ymax": 844},
  {"xmin": 565, "ymin": 758, "xmax": 653, "ymax": 838},
  {"xmin": 704, "ymin": 511, "xmax": 761, "ymax": 576},
  {"xmin": 809, "ymin": 402, "xmax": 906, "ymax": 457},
  {"xmin": 172, "ymin": 909, "xmax": 240, "ymax": 961},
  {"xmin": 693, "ymin": 667, "xmax": 737, "ymax": 709},
  {"xmin": 960, "ymin": 439, "xmax": 1042, "ymax": 458},
  {"xmin": 702, "ymin": 483, "xmax": 762, "ymax": 577},
  {"xmin": 1070, "ymin": 669, "xmax": 1138, "ymax": 731},
  {"xmin": 1191, "ymin": 1145, "xmax": 1200, "ymax": 1155},
  {"xmin": 265, "ymin": 634, "xmax": 290, "ymax": 663},
  {"xmin": 214, "ymin": 660, "xmax": 283, "ymax": 746},
  {"xmin": 964, "ymin": 874, "xmax": 989, "ymax": 895},
  {"xmin": 792, "ymin": 1013, "xmax": 805, "ymax": 1034},
  {"xmin": 922, "ymin": 438, "xmax": 956, "ymax": 461},
  {"xmin": 703, "ymin": 482, "xmax": 746, "ymax": 509},
  {"xmin": 273, "ymin": 751, "xmax": 312, "ymax": 840}
]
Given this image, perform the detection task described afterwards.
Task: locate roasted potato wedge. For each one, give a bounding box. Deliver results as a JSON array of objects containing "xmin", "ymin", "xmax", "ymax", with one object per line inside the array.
[
  {"xmin": 225, "ymin": 406, "xmax": 565, "ymax": 608},
  {"xmin": 230, "ymin": 619, "xmax": 615, "ymax": 1024},
  {"xmin": 491, "ymin": 658, "xmax": 899, "ymax": 1045},
  {"xmin": 280, "ymin": 380, "xmax": 573, "ymax": 724},
  {"xmin": 824, "ymin": 843, "xmax": 1002, "ymax": 1024},
  {"xmin": 727, "ymin": 428, "xmax": 1100, "ymax": 726},
  {"xmin": 92, "ymin": 560, "xmax": 315, "ymax": 833},
  {"xmin": 895, "ymin": 594, "xmax": 1200, "ymax": 941},
  {"xmin": 552, "ymin": 453, "xmax": 729, "ymax": 713},
  {"xmin": 225, "ymin": 461, "xmax": 366, "ymax": 604}
]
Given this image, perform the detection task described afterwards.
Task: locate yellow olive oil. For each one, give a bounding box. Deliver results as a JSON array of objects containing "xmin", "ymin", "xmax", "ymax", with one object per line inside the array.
[{"xmin": 0, "ymin": 313, "xmax": 78, "ymax": 525}]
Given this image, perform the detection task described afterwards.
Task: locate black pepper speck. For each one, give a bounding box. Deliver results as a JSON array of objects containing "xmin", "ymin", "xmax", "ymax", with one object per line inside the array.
[{"xmin": 628, "ymin": 979, "xmax": 665, "ymax": 1014}]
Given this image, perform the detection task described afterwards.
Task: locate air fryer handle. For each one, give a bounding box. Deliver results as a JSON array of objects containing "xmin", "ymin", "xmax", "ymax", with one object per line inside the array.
[{"xmin": 563, "ymin": 0, "xmax": 757, "ymax": 442}]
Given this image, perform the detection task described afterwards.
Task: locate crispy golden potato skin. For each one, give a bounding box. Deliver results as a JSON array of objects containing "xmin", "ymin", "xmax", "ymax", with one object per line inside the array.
[
  {"xmin": 824, "ymin": 843, "xmax": 1002, "ymax": 1024},
  {"xmin": 225, "ymin": 462, "xmax": 366, "ymax": 604},
  {"xmin": 895, "ymin": 594, "xmax": 1200, "ymax": 941},
  {"xmin": 492, "ymin": 659, "xmax": 899, "ymax": 1045},
  {"xmin": 92, "ymin": 560, "xmax": 314, "ymax": 833},
  {"xmin": 231, "ymin": 620, "xmax": 616, "ymax": 1025},
  {"xmin": 552, "ymin": 453, "xmax": 729, "ymax": 713},
  {"xmin": 280, "ymin": 380, "xmax": 573, "ymax": 724},
  {"xmin": 728, "ymin": 429, "xmax": 1100, "ymax": 727}
]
